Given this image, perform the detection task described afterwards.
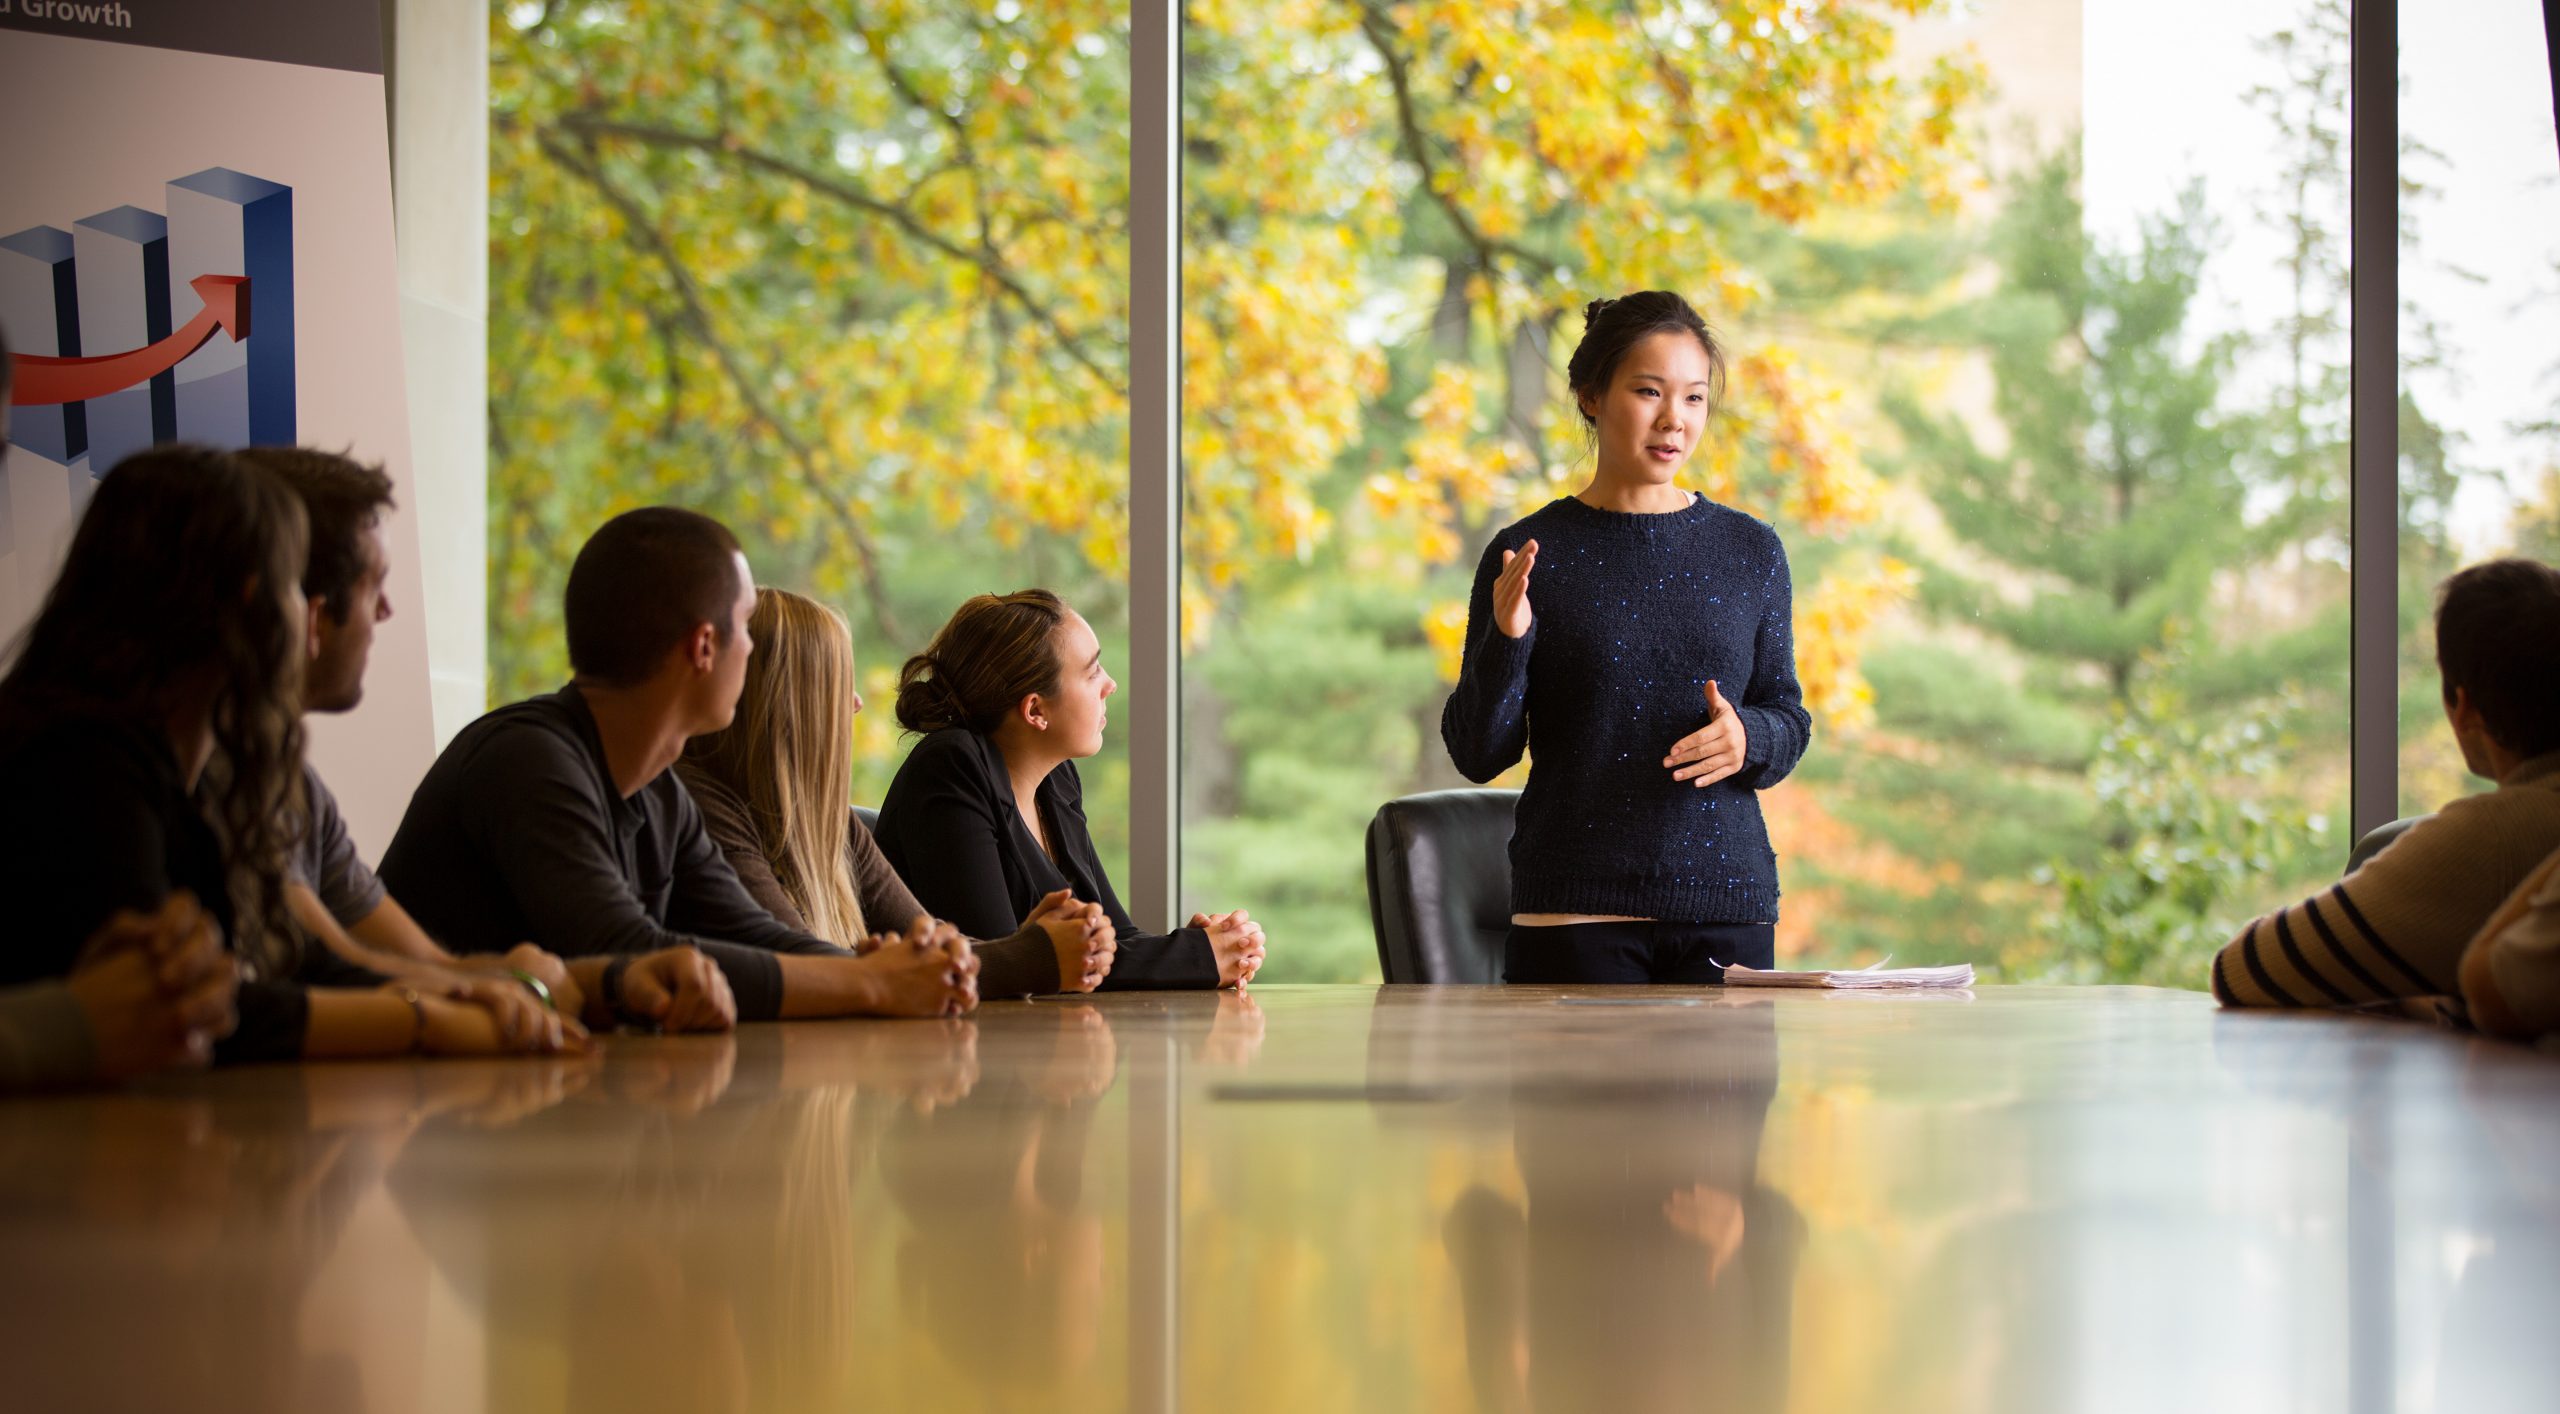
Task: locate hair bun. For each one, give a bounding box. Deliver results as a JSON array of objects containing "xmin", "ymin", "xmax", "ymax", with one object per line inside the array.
[
  {"xmin": 893, "ymin": 653, "xmax": 964, "ymax": 733},
  {"xmin": 1583, "ymin": 296, "xmax": 1617, "ymax": 324}
]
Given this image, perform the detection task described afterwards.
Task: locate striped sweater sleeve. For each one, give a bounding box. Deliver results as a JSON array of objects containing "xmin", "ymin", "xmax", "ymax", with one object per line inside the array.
[{"xmin": 2212, "ymin": 788, "xmax": 2560, "ymax": 1009}]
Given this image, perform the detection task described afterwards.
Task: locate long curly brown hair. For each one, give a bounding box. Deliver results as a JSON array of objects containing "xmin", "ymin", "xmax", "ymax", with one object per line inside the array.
[{"xmin": 0, "ymin": 445, "xmax": 310, "ymax": 973}]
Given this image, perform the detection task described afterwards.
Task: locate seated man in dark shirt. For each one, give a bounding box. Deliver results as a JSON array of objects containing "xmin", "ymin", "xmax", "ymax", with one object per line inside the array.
[
  {"xmin": 247, "ymin": 447, "xmax": 732, "ymax": 1036},
  {"xmin": 378, "ymin": 506, "xmax": 976, "ymax": 1022}
]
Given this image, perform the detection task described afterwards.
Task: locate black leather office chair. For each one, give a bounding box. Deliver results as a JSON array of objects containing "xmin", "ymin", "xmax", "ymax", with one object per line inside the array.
[
  {"xmin": 1365, "ymin": 789, "xmax": 1519, "ymax": 984},
  {"xmin": 2345, "ymin": 815, "xmax": 2428, "ymax": 875},
  {"xmin": 854, "ymin": 805, "xmax": 880, "ymax": 834}
]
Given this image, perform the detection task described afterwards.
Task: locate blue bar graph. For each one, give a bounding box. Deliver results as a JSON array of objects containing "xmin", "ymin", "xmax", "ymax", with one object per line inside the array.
[
  {"xmin": 72, "ymin": 206, "xmax": 175, "ymax": 476},
  {"xmin": 0, "ymin": 226, "xmax": 87, "ymax": 466},
  {"xmin": 166, "ymin": 168, "xmax": 294, "ymax": 448},
  {"xmin": 1, "ymin": 166, "xmax": 291, "ymax": 487}
]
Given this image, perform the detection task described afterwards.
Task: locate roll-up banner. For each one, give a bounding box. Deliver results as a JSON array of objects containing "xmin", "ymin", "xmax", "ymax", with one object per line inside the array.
[{"xmin": 0, "ymin": 0, "xmax": 431, "ymax": 852}]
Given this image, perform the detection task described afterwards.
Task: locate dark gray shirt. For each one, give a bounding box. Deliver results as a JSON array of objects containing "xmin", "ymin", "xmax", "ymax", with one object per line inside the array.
[
  {"xmin": 291, "ymin": 764, "xmax": 387, "ymax": 928},
  {"xmin": 377, "ymin": 685, "xmax": 847, "ymax": 1022}
]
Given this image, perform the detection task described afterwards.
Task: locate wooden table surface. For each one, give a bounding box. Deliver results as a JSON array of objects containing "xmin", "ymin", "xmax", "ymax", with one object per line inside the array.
[{"xmin": 2, "ymin": 983, "xmax": 2556, "ymax": 1413}]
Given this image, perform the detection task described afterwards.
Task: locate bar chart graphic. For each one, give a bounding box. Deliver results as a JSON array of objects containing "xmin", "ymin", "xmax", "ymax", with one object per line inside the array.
[{"xmin": 1, "ymin": 166, "xmax": 296, "ymax": 472}]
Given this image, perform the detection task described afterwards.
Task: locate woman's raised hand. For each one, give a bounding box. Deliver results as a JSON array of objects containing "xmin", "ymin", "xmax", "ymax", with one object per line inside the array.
[
  {"xmin": 1493, "ymin": 539, "xmax": 1538, "ymax": 639},
  {"xmin": 1664, "ymin": 679, "xmax": 1751, "ymax": 789}
]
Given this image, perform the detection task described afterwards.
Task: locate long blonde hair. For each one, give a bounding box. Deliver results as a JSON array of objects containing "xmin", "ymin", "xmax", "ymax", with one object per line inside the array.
[{"xmin": 686, "ymin": 587, "xmax": 865, "ymax": 943}]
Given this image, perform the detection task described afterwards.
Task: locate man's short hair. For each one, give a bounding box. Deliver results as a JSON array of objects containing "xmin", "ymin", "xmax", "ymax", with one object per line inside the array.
[
  {"xmin": 565, "ymin": 507, "xmax": 745, "ymax": 687},
  {"xmin": 234, "ymin": 447, "xmax": 395, "ymax": 623},
  {"xmin": 2437, "ymin": 557, "xmax": 2560, "ymax": 759}
]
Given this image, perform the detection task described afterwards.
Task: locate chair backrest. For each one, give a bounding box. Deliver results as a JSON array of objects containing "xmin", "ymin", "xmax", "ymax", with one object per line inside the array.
[
  {"xmin": 2345, "ymin": 815, "xmax": 2429, "ymax": 876},
  {"xmin": 853, "ymin": 804, "xmax": 880, "ymax": 834},
  {"xmin": 1365, "ymin": 788, "xmax": 1520, "ymax": 984}
]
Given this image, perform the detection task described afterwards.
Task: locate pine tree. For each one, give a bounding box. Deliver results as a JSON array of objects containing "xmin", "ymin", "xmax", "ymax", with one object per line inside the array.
[{"xmin": 1843, "ymin": 148, "xmax": 2322, "ymax": 980}]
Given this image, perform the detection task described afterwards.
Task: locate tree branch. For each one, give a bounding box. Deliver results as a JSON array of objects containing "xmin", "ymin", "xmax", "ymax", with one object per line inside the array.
[
  {"xmin": 1351, "ymin": 1, "xmax": 1543, "ymax": 282},
  {"xmin": 554, "ymin": 111, "xmax": 1123, "ymax": 398},
  {"xmin": 539, "ymin": 130, "xmax": 912, "ymax": 646}
]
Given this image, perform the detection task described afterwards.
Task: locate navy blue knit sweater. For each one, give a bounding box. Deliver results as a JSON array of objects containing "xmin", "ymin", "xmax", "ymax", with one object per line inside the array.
[{"xmin": 1441, "ymin": 495, "xmax": 1811, "ymax": 923}]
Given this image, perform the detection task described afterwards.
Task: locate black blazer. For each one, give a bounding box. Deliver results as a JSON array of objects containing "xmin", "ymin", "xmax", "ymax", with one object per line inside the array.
[{"xmin": 874, "ymin": 728, "xmax": 1219, "ymax": 989}]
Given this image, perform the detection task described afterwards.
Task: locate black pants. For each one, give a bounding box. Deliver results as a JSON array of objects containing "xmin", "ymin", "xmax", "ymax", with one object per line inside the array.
[{"xmin": 1503, "ymin": 919, "xmax": 1776, "ymax": 985}]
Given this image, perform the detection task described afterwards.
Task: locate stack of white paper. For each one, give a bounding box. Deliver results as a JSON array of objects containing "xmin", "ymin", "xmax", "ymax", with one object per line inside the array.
[{"xmin": 1722, "ymin": 961, "xmax": 1975, "ymax": 989}]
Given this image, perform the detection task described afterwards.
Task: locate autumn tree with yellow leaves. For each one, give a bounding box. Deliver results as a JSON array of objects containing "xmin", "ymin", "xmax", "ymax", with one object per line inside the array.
[{"xmin": 490, "ymin": 1, "xmax": 1986, "ymax": 977}]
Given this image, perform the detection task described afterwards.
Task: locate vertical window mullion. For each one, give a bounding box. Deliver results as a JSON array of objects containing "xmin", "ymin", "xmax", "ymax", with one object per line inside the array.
[
  {"xmin": 2350, "ymin": 0, "xmax": 2399, "ymax": 840},
  {"xmin": 1128, "ymin": 0, "xmax": 1181, "ymax": 932}
]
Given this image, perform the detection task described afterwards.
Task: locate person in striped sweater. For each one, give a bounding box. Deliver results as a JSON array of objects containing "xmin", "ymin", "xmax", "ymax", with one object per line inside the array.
[{"xmin": 2212, "ymin": 558, "xmax": 2560, "ymax": 1016}]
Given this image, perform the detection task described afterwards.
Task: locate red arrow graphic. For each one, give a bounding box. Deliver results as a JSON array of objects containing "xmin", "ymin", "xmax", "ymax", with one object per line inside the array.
[{"xmin": 5, "ymin": 274, "xmax": 251, "ymax": 408}]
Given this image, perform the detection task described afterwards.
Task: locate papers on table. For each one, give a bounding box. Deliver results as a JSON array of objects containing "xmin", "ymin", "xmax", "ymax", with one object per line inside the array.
[{"xmin": 1721, "ymin": 961, "xmax": 1975, "ymax": 989}]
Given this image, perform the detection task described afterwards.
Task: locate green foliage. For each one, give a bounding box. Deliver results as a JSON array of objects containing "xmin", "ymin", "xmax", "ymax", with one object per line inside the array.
[
  {"xmin": 484, "ymin": 1, "xmax": 2397, "ymax": 993},
  {"xmin": 1840, "ymin": 143, "xmax": 2345, "ymax": 980},
  {"xmin": 2042, "ymin": 655, "xmax": 2336, "ymax": 988}
]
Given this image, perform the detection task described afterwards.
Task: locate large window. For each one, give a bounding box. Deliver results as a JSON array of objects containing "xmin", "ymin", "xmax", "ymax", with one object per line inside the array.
[
  {"xmin": 485, "ymin": 2, "xmax": 2551, "ymax": 986},
  {"xmin": 2395, "ymin": 0, "xmax": 2560, "ymax": 814},
  {"xmin": 1179, "ymin": 0, "xmax": 2374, "ymax": 985},
  {"xmin": 488, "ymin": 2, "xmax": 1134, "ymax": 880}
]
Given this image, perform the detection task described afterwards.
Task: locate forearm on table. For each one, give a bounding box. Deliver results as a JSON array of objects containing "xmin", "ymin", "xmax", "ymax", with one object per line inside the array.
[
  {"xmin": 301, "ymin": 988, "xmax": 493, "ymax": 1059},
  {"xmin": 975, "ymin": 926, "xmax": 1063, "ymax": 999},
  {"xmin": 770, "ymin": 950, "xmax": 883, "ymax": 1019}
]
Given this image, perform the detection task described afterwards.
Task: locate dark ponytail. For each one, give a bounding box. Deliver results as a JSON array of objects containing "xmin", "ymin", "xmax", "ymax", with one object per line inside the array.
[
  {"xmin": 1565, "ymin": 290, "xmax": 1726, "ymax": 426},
  {"xmin": 895, "ymin": 589, "xmax": 1071, "ymax": 735}
]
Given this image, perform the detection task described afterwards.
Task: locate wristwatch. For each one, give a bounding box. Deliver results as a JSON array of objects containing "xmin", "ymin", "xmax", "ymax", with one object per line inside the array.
[{"xmin": 601, "ymin": 955, "xmax": 635, "ymax": 1024}]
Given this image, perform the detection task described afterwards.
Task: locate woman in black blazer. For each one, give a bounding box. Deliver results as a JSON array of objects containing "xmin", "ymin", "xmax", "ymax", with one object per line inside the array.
[{"xmin": 875, "ymin": 590, "xmax": 1265, "ymax": 989}]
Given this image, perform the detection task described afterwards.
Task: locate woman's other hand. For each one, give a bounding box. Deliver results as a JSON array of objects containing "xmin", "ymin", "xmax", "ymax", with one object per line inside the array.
[{"xmin": 1664, "ymin": 679, "xmax": 1750, "ymax": 788}]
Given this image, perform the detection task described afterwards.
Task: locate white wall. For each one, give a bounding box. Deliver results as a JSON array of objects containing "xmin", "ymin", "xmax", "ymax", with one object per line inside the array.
[{"xmin": 389, "ymin": 0, "xmax": 487, "ymax": 750}]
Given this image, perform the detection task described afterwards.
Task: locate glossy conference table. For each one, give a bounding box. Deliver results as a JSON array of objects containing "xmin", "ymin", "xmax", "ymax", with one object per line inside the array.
[{"xmin": 3, "ymin": 984, "xmax": 2558, "ymax": 1413}]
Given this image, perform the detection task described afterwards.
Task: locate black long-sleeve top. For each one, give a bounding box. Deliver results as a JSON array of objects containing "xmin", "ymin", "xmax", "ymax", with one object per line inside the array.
[
  {"xmin": 1441, "ymin": 495, "xmax": 1812, "ymax": 923},
  {"xmin": 377, "ymin": 685, "xmax": 848, "ymax": 1021},
  {"xmin": 0, "ymin": 716, "xmax": 308, "ymax": 1063},
  {"xmin": 873, "ymin": 727, "xmax": 1220, "ymax": 989}
]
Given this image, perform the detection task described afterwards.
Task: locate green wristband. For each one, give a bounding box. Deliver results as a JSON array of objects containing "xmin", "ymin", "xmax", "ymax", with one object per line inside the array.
[{"xmin": 505, "ymin": 967, "xmax": 555, "ymax": 1012}]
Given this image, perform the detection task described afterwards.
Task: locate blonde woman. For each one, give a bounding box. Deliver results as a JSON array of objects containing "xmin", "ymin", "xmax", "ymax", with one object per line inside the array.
[{"xmin": 678, "ymin": 589, "xmax": 1116, "ymax": 997}]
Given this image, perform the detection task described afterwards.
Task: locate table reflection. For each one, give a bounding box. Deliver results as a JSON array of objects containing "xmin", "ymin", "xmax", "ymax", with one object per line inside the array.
[
  {"xmin": 0, "ymin": 1057, "xmax": 600, "ymax": 1414},
  {"xmin": 882, "ymin": 1002, "xmax": 1118, "ymax": 1391},
  {"xmin": 1370, "ymin": 997, "xmax": 1801, "ymax": 1414},
  {"xmin": 3, "ymin": 986, "xmax": 2558, "ymax": 1414}
]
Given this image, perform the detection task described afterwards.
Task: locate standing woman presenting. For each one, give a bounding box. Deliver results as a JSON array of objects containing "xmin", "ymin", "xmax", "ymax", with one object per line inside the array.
[{"xmin": 1443, "ymin": 291, "xmax": 1811, "ymax": 984}]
